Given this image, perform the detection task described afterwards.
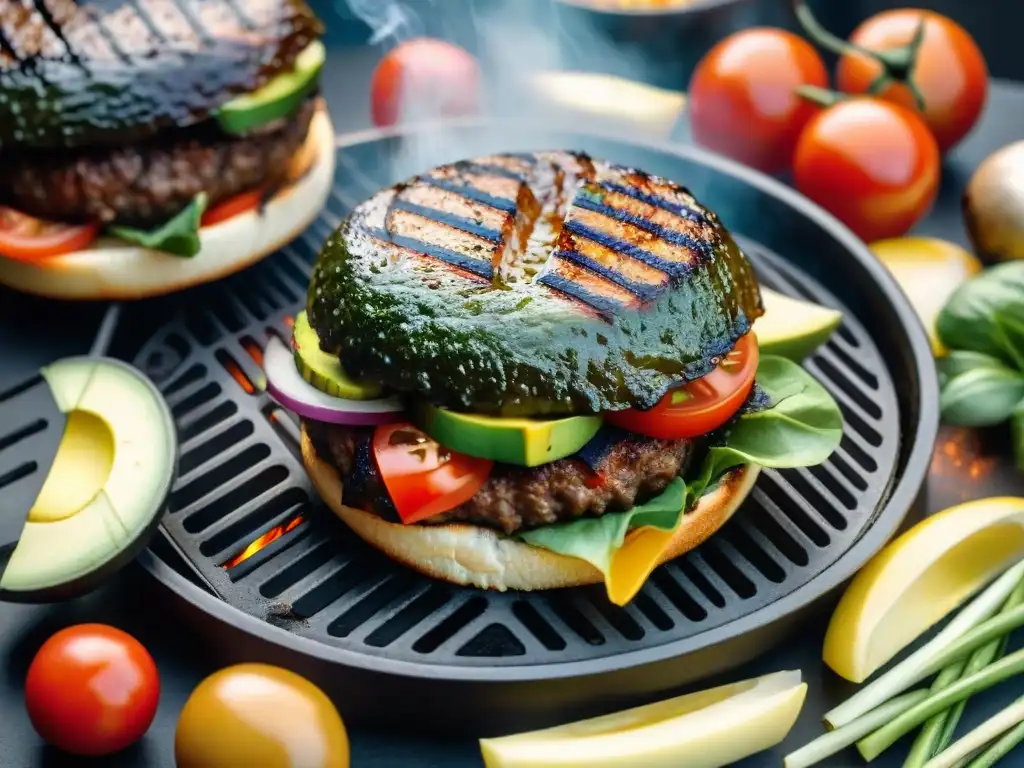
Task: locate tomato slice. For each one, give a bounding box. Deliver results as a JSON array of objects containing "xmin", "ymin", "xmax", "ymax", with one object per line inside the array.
[
  {"xmin": 0, "ymin": 207, "xmax": 100, "ymax": 262},
  {"xmin": 605, "ymin": 333, "xmax": 759, "ymax": 440},
  {"xmin": 372, "ymin": 422, "xmax": 493, "ymax": 524},
  {"xmin": 200, "ymin": 188, "xmax": 264, "ymax": 228}
]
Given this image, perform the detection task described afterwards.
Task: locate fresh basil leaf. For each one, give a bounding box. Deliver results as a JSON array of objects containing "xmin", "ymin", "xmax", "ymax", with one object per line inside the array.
[
  {"xmin": 518, "ymin": 355, "xmax": 844, "ymax": 576},
  {"xmin": 1012, "ymin": 399, "xmax": 1024, "ymax": 471},
  {"xmin": 690, "ymin": 355, "xmax": 844, "ymax": 498},
  {"xmin": 993, "ymin": 310, "xmax": 1024, "ymax": 372},
  {"xmin": 937, "ymin": 261, "xmax": 1024, "ymax": 365},
  {"xmin": 936, "ymin": 350, "xmax": 1010, "ymax": 388},
  {"xmin": 519, "ymin": 479, "xmax": 688, "ymax": 575},
  {"xmin": 107, "ymin": 193, "xmax": 208, "ymax": 258},
  {"xmin": 939, "ymin": 367, "xmax": 1024, "ymax": 427}
]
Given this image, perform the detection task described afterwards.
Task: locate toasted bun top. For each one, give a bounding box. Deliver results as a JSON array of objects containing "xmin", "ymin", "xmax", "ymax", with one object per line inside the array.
[
  {"xmin": 306, "ymin": 150, "xmax": 763, "ymax": 417},
  {"xmin": 0, "ymin": 0, "xmax": 323, "ymax": 148},
  {"xmin": 300, "ymin": 425, "xmax": 759, "ymax": 596},
  {"xmin": 0, "ymin": 104, "xmax": 335, "ymax": 301}
]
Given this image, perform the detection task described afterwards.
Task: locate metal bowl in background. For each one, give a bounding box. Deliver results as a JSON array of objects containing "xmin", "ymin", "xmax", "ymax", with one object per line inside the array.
[{"xmin": 551, "ymin": 0, "xmax": 795, "ymax": 90}]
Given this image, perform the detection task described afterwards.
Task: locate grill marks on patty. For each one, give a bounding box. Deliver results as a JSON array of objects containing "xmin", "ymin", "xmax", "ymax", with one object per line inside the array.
[
  {"xmin": 0, "ymin": 95, "xmax": 316, "ymax": 228},
  {"xmin": 305, "ymin": 420, "xmax": 694, "ymax": 535}
]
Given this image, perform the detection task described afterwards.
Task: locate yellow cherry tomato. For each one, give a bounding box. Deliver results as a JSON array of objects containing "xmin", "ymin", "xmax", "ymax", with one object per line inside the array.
[{"xmin": 174, "ymin": 663, "xmax": 349, "ymax": 768}]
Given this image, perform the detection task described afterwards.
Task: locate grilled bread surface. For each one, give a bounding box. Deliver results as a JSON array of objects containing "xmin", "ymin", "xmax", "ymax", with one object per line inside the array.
[
  {"xmin": 308, "ymin": 151, "xmax": 763, "ymax": 417},
  {"xmin": 0, "ymin": 0, "xmax": 322, "ymax": 148}
]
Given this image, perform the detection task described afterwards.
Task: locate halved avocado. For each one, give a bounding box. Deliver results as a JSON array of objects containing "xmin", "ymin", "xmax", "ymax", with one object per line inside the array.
[
  {"xmin": 753, "ymin": 287, "xmax": 843, "ymax": 361},
  {"xmin": 416, "ymin": 404, "xmax": 602, "ymax": 467},
  {"xmin": 292, "ymin": 310, "xmax": 382, "ymax": 400},
  {"xmin": 0, "ymin": 357, "xmax": 177, "ymax": 603},
  {"xmin": 215, "ymin": 41, "xmax": 326, "ymax": 136}
]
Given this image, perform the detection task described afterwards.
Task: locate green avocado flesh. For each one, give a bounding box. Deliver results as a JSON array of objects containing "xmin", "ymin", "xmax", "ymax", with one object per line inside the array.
[
  {"xmin": 0, "ymin": 358, "xmax": 176, "ymax": 598},
  {"xmin": 292, "ymin": 311, "xmax": 382, "ymax": 400},
  {"xmin": 753, "ymin": 288, "xmax": 842, "ymax": 361},
  {"xmin": 216, "ymin": 41, "xmax": 326, "ymax": 136},
  {"xmin": 307, "ymin": 151, "xmax": 763, "ymax": 417},
  {"xmin": 415, "ymin": 404, "xmax": 603, "ymax": 467}
]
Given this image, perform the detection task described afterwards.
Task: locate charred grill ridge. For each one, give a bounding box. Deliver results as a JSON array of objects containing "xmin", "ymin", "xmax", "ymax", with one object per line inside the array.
[
  {"xmin": 598, "ymin": 180, "xmax": 709, "ymax": 226},
  {"xmin": 421, "ymin": 178, "xmax": 518, "ymax": 215},
  {"xmin": 365, "ymin": 229, "xmax": 496, "ymax": 281},
  {"xmin": 535, "ymin": 273, "xmax": 630, "ymax": 318},
  {"xmin": 561, "ymin": 219, "xmax": 694, "ymax": 280},
  {"xmin": 554, "ymin": 248, "xmax": 662, "ymax": 302},
  {"xmin": 389, "ymin": 199, "xmax": 504, "ymax": 244},
  {"xmin": 573, "ymin": 193, "xmax": 713, "ymax": 259}
]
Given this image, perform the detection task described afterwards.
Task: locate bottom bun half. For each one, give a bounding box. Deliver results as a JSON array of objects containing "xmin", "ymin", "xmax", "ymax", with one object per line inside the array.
[
  {"xmin": 0, "ymin": 102, "xmax": 336, "ymax": 301},
  {"xmin": 301, "ymin": 426, "xmax": 761, "ymax": 592}
]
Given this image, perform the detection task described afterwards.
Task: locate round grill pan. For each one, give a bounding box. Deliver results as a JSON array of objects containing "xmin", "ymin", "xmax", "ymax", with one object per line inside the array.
[{"xmin": 120, "ymin": 121, "xmax": 937, "ymax": 735}]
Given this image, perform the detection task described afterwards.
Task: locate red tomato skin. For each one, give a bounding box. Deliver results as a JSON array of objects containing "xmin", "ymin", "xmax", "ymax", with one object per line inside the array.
[
  {"xmin": 25, "ymin": 624, "xmax": 160, "ymax": 756},
  {"xmin": 688, "ymin": 28, "xmax": 829, "ymax": 174},
  {"xmin": 0, "ymin": 207, "xmax": 100, "ymax": 262},
  {"xmin": 372, "ymin": 423, "xmax": 492, "ymax": 524},
  {"xmin": 604, "ymin": 334, "xmax": 759, "ymax": 440},
  {"xmin": 837, "ymin": 11, "xmax": 988, "ymax": 152},
  {"xmin": 793, "ymin": 98, "xmax": 940, "ymax": 243},
  {"xmin": 201, "ymin": 189, "xmax": 263, "ymax": 228},
  {"xmin": 370, "ymin": 38, "xmax": 480, "ymax": 128}
]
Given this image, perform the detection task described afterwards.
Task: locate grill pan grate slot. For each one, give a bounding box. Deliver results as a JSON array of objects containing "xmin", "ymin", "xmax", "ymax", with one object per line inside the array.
[{"xmin": 129, "ymin": 143, "xmax": 905, "ymax": 669}]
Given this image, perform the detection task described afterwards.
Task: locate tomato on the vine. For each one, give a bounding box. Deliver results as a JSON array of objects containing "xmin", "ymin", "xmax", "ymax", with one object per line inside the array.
[
  {"xmin": 372, "ymin": 422, "xmax": 492, "ymax": 524},
  {"xmin": 25, "ymin": 624, "xmax": 160, "ymax": 756},
  {"xmin": 201, "ymin": 188, "xmax": 265, "ymax": 228},
  {"xmin": 370, "ymin": 38, "xmax": 480, "ymax": 128},
  {"xmin": 605, "ymin": 333, "xmax": 759, "ymax": 440},
  {"xmin": 0, "ymin": 207, "xmax": 100, "ymax": 262},
  {"xmin": 793, "ymin": 97, "xmax": 940, "ymax": 243},
  {"xmin": 836, "ymin": 10, "xmax": 988, "ymax": 152},
  {"xmin": 688, "ymin": 29, "xmax": 829, "ymax": 174}
]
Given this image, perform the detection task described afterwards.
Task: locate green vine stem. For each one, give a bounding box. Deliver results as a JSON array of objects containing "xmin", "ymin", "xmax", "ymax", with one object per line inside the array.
[
  {"xmin": 795, "ymin": 85, "xmax": 846, "ymax": 109},
  {"xmin": 792, "ymin": 0, "xmax": 929, "ymax": 112}
]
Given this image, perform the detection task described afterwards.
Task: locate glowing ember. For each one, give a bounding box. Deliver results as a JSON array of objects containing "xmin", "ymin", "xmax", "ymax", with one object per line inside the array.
[{"xmin": 222, "ymin": 515, "xmax": 305, "ymax": 569}]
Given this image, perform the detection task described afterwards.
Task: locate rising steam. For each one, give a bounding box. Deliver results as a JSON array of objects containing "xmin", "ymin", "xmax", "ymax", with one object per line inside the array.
[{"xmin": 336, "ymin": 0, "xmax": 663, "ymax": 184}]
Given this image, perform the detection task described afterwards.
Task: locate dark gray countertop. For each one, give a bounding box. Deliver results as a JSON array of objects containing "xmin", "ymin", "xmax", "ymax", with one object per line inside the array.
[{"xmin": 1, "ymin": 42, "xmax": 1023, "ymax": 768}]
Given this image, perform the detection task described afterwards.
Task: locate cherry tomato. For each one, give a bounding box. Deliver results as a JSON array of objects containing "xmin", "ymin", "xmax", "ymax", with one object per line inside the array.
[
  {"xmin": 0, "ymin": 207, "xmax": 100, "ymax": 262},
  {"xmin": 372, "ymin": 422, "xmax": 492, "ymax": 524},
  {"xmin": 688, "ymin": 29, "xmax": 829, "ymax": 174},
  {"xmin": 24, "ymin": 624, "xmax": 160, "ymax": 756},
  {"xmin": 201, "ymin": 188, "xmax": 265, "ymax": 228},
  {"xmin": 837, "ymin": 10, "xmax": 988, "ymax": 152},
  {"xmin": 370, "ymin": 38, "xmax": 480, "ymax": 128},
  {"xmin": 605, "ymin": 333, "xmax": 759, "ymax": 440},
  {"xmin": 175, "ymin": 664, "xmax": 349, "ymax": 768},
  {"xmin": 793, "ymin": 97, "xmax": 940, "ymax": 243}
]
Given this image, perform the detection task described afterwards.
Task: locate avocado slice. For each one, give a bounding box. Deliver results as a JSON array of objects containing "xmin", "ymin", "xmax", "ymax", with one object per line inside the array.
[
  {"xmin": 0, "ymin": 357, "xmax": 176, "ymax": 602},
  {"xmin": 416, "ymin": 404, "xmax": 603, "ymax": 467},
  {"xmin": 753, "ymin": 287, "xmax": 843, "ymax": 361},
  {"xmin": 215, "ymin": 41, "xmax": 326, "ymax": 136},
  {"xmin": 292, "ymin": 311, "xmax": 382, "ymax": 400}
]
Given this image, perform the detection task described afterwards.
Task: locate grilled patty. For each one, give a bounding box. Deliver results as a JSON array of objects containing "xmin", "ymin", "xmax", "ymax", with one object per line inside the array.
[
  {"xmin": 305, "ymin": 420, "xmax": 695, "ymax": 535},
  {"xmin": 0, "ymin": 96, "xmax": 316, "ymax": 229},
  {"xmin": 306, "ymin": 151, "xmax": 762, "ymax": 417}
]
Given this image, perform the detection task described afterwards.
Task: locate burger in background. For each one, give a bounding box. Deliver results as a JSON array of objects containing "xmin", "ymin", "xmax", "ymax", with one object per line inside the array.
[{"xmin": 0, "ymin": 0, "xmax": 337, "ymax": 300}]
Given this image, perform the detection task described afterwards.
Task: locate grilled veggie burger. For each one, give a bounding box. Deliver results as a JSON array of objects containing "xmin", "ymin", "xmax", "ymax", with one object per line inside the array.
[
  {"xmin": 263, "ymin": 151, "xmax": 844, "ymax": 605},
  {"xmin": 0, "ymin": 0, "xmax": 335, "ymax": 300}
]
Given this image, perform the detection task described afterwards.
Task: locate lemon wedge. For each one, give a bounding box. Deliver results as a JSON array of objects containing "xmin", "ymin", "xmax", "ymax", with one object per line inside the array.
[
  {"xmin": 823, "ymin": 497, "xmax": 1024, "ymax": 684},
  {"xmin": 478, "ymin": 669, "xmax": 807, "ymax": 768},
  {"xmin": 869, "ymin": 237, "xmax": 982, "ymax": 356}
]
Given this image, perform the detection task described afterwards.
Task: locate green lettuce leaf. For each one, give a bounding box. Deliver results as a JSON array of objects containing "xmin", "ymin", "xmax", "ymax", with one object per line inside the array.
[
  {"xmin": 519, "ymin": 355, "xmax": 843, "ymax": 576},
  {"xmin": 107, "ymin": 193, "xmax": 208, "ymax": 258}
]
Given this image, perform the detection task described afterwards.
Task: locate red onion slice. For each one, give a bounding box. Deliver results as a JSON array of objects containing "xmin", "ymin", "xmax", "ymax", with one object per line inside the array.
[{"xmin": 263, "ymin": 336, "xmax": 404, "ymax": 425}]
